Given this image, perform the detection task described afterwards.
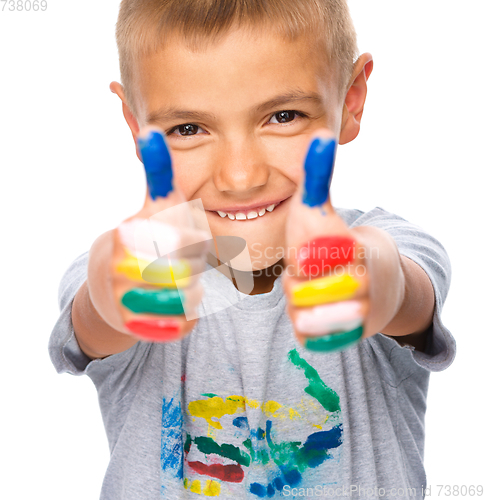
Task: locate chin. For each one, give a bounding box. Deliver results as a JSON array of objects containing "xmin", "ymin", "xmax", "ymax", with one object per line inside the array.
[{"xmin": 229, "ymin": 230, "xmax": 285, "ymax": 272}]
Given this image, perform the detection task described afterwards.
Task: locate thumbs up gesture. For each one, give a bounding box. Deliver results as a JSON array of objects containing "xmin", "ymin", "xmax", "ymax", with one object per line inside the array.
[
  {"xmin": 91, "ymin": 126, "xmax": 210, "ymax": 344},
  {"xmin": 283, "ymin": 129, "xmax": 405, "ymax": 353}
]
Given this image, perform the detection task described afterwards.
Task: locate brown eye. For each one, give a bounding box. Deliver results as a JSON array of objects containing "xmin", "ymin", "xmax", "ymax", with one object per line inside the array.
[
  {"xmin": 168, "ymin": 124, "xmax": 200, "ymax": 136},
  {"xmin": 268, "ymin": 110, "xmax": 307, "ymax": 126},
  {"xmin": 275, "ymin": 110, "xmax": 296, "ymax": 123}
]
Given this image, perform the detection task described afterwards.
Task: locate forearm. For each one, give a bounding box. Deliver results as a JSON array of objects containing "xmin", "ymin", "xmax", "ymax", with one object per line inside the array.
[
  {"xmin": 72, "ymin": 281, "xmax": 138, "ymax": 359},
  {"xmin": 351, "ymin": 225, "xmax": 435, "ymax": 343},
  {"xmin": 72, "ymin": 231, "xmax": 139, "ymax": 360},
  {"xmin": 381, "ymin": 255, "xmax": 435, "ymax": 337}
]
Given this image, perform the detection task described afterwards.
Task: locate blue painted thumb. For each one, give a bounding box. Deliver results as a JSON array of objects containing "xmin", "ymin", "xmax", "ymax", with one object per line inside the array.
[
  {"xmin": 302, "ymin": 137, "xmax": 336, "ymax": 207},
  {"xmin": 137, "ymin": 128, "xmax": 174, "ymax": 200}
]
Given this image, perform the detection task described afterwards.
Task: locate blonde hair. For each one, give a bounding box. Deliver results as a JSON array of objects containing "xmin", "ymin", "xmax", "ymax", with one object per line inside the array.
[{"xmin": 116, "ymin": 0, "xmax": 358, "ymax": 116}]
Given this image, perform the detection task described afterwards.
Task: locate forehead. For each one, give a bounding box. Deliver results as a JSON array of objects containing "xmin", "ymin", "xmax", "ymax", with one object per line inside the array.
[{"xmin": 133, "ymin": 28, "xmax": 337, "ymax": 118}]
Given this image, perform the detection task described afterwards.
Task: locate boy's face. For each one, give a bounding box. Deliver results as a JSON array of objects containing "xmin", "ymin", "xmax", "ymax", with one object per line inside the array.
[{"xmin": 121, "ymin": 28, "xmax": 355, "ymax": 271}]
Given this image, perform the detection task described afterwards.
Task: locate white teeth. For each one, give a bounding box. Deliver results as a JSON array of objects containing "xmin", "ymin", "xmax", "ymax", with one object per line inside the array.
[{"xmin": 216, "ymin": 201, "xmax": 281, "ymax": 220}]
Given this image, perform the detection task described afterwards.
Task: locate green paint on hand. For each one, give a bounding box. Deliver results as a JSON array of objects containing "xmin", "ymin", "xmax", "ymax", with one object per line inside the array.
[
  {"xmin": 194, "ymin": 436, "xmax": 251, "ymax": 467},
  {"xmin": 305, "ymin": 326, "xmax": 363, "ymax": 354},
  {"xmin": 121, "ymin": 288, "xmax": 185, "ymax": 315},
  {"xmin": 288, "ymin": 349, "xmax": 340, "ymax": 412}
]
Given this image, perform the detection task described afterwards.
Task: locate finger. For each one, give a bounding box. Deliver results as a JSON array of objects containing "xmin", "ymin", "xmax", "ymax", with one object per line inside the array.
[
  {"xmin": 119, "ymin": 280, "xmax": 203, "ymax": 317},
  {"xmin": 115, "ymin": 218, "xmax": 209, "ymax": 291},
  {"xmin": 296, "ymin": 235, "xmax": 359, "ymax": 278},
  {"xmin": 282, "ymin": 259, "xmax": 370, "ymax": 353},
  {"xmin": 117, "ymin": 281, "xmax": 204, "ymax": 343},
  {"xmin": 285, "ymin": 131, "xmax": 361, "ymax": 279},
  {"xmin": 288, "ymin": 298, "xmax": 371, "ymax": 353},
  {"xmin": 114, "ymin": 254, "xmax": 206, "ymax": 289},
  {"xmin": 117, "ymin": 217, "xmax": 210, "ymax": 261},
  {"xmin": 137, "ymin": 126, "xmax": 174, "ymax": 200},
  {"xmin": 282, "ymin": 261, "xmax": 369, "ymax": 309}
]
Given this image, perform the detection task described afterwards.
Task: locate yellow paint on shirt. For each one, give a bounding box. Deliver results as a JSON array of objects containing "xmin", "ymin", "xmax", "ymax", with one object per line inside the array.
[
  {"xmin": 188, "ymin": 396, "xmax": 246, "ymax": 429},
  {"xmin": 288, "ymin": 407, "xmax": 302, "ymax": 420},
  {"xmin": 246, "ymin": 399, "xmax": 259, "ymax": 409},
  {"xmin": 262, "ymin": 400, "xmax": 282, "ymax": 416},
  {"xmin": 203, "ymin": 480, "xmax": 221, "ymax": 496},
  {"xmin": 190, "ymin": 480, "xmax": 202, "ymax": 494}
]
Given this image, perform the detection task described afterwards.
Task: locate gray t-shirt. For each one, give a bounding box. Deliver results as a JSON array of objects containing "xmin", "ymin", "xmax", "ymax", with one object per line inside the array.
[{"xmin": 48, "ymin": 207, "xmax": 456, "ymax": 500}]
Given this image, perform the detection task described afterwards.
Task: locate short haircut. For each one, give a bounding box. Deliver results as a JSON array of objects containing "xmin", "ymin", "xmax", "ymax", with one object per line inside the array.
[{"xmin": 116, "ymin": 0, "xmax": 359, "ymax": 117}]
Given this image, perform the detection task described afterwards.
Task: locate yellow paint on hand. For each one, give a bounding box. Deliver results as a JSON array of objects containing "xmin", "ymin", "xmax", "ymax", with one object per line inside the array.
[
  {"xmin": 291, "ymin": 273, "xmax": 359, "ymax": 307},
  {"xmin": 188, "ymin": 396, "xmax": 246, "ymax": 429},
  {"xmin": 116, "ymin": 254, "xmax": 191, "ymax": 288},
  {"xmin": 203, "ymin": 480, "xmax": 221, "ymax": 496},
  {"xmin": 190, "ymin": 480, "xmax": 202, "ymax": 494}
]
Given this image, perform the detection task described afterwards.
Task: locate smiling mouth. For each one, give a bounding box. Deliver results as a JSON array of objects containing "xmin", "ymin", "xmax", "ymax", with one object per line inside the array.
[{"xmin": 210, "ymin": 198, "xmax": 289, "ymax": 221}]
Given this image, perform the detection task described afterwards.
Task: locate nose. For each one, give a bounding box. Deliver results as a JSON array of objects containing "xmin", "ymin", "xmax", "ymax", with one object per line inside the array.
[{"xmin": 213, "ymin": 137, "xmax": 270, "ymax": 194}]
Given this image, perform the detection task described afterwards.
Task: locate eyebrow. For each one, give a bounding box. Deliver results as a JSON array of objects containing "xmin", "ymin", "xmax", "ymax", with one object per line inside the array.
[{"xmin": 147, "ymin": 90, "xmax": 323, "ymax": 124}]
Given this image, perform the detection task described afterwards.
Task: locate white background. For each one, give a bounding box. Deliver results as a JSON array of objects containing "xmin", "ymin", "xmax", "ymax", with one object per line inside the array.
[{"xmin": 1, "ymin": 0, "xmax": 484, "ymax": 498}]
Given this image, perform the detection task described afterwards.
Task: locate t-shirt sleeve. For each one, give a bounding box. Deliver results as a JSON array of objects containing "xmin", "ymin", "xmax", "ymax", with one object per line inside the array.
[
  {"xmin": 347, "ymin": 206, "xmax": 456, "ymax": 372},
  {"xmin": 48, "ymin": 251, "xmax": 93, "ymax": 376},
  {"xmin": 48, "ymin": 252, "xmax": 151, "ymax": 402}
]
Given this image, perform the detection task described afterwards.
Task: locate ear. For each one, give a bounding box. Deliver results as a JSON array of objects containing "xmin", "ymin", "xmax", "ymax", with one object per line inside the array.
[
  {"xmin": 109, "ymin": 81, "xmax": 142, "ymax": 162},
  {"xmin": 339, "ymin": 53, "xmax": 374, "ymax": 145}
]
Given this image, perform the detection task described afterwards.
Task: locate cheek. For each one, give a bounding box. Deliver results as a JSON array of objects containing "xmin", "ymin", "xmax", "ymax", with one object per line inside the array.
[
  {"xmin": 267, "ymin": 135, "xmax": 312, "ymax": 185},
  {"xmin": 170, "ymin": 151, "xmax": 211, "ymax": 199}
]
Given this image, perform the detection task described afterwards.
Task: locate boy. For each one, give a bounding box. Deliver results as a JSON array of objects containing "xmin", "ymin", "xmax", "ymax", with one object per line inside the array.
[{"xmin": 49, "ymin": 0, "xmax": 455, "ymax": 498}]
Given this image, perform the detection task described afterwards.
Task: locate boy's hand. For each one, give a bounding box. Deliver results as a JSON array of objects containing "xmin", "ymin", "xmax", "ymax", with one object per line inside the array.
[
  {"xmin": 283, "ymin": 129, "xmax": 405, "ymax": 353},
  {"xmin": 89, "ymin": 127, "xmax": 210, "ymax": 344}
]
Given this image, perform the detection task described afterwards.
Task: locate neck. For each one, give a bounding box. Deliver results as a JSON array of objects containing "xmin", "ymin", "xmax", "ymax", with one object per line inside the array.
[{"xmin": 207, "ymin": 253, "xmax": 284, "ymax": 295}]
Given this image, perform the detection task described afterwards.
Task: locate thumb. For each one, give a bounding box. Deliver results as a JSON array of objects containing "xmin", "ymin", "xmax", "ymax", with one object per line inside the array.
[
  {"xmin": 136, "ymin": 126, "xmax": 196, "ymax": 228},
  {"xmin": 286, "ymin": 130, "xmax": 342, "ymax": 249},
  {"xmin": 137, "ymin": 126, "xmax": 176, "ymax": 201},
  {"xmin": 285, "ymin": 130, "xmax": 352, "ymax": 274},
  {"xmin": 133, "ymin": 126, "xmax": 208, "ymax": 247},
  {"xmin": 301, "ymin": 131, "xmax": 337, "ymax": 210}
]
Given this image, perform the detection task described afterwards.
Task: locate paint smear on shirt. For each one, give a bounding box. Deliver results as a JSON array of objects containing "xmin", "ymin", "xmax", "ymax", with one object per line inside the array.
[{"xmin": 288, "ymin": 348, "xmax": 341, "ymax": 412}]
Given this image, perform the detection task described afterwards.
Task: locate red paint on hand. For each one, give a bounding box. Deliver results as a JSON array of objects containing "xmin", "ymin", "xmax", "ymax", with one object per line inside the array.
[
  {"xmin": 298, "ymin": 235, "xmax": 357, "ymax": 276},
  {"xmin": 188, "ymin": 461, "xmax": 244, "ymax": 483},
  {"xmin": 125, "ymin": 319, "xmax": 180, "ymax": 342}
]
